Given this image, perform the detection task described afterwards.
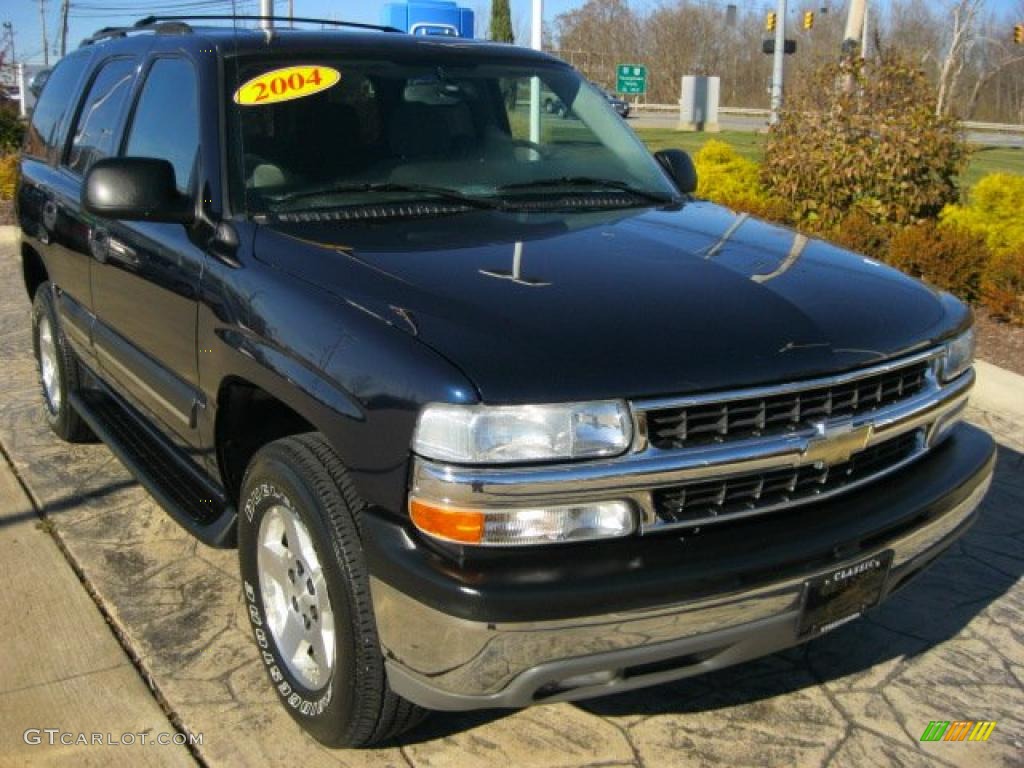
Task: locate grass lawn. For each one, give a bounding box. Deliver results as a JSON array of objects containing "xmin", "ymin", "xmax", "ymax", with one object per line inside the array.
[
  {"xmin": 962, "ymin": 144, "xmax": 1024, "ymax": 191},
  {"xmin": 633, "ymin": 126, "xmax": 1024, "ymax": 196},
  {"xmin": 635, "ymin": 128, "xmax": 766, "ymax": 162}
]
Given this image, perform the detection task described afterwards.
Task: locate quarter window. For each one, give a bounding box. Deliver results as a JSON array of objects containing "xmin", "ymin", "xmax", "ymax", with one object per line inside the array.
[
  {"xmin": 124, "ymin": 58, "xmax": 200, "ymax": 194},
  {"xmin": 65, "ymin": 58, "xmax": 137, "ymax": 176},
  {"xmin": 25, "ymin": 53, "xmax": 89, "ymax": 162}
]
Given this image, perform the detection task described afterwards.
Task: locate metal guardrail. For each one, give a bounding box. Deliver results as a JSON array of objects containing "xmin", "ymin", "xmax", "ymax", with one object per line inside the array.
[
  {"xmin": 633, "ymin": 104, "xmax": 1024, "ymax": 135},
  {"xmin": 962, "ymin": 120, "xmax": 1024, "ymax": 135}
]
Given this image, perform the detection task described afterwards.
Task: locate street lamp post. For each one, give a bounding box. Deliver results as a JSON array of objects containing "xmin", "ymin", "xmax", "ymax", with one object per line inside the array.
[
  {"xmin": 529, "ymin": 0, "xmax": 543, "ymax": 144},
  {"xmin": 769, "ymin": 0, "xmax": 786, "ymax": 125}
]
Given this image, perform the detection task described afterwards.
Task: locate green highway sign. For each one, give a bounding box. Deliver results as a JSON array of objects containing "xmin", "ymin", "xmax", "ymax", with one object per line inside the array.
[{"xmin": 616, "ymin": 64, "xmax": 647, "ymax": 95}]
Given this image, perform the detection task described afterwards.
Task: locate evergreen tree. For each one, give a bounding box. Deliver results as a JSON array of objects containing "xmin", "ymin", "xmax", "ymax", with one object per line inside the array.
[{"xmin": 490, "ymin": 0, "xmax": 514, "ymax": 43}]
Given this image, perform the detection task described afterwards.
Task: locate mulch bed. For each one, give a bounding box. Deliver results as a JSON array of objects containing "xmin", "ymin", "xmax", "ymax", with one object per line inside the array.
[
  {"xmin": 0, "ymin": 199, "xmax": 12, "ymax": 226},
  {"xmin": 975, "ymin": 308, "xmax": 1024, "ymax": 377}
]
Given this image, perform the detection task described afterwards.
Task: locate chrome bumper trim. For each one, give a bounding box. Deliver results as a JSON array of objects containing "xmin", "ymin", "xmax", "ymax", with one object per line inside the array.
[
  {"xmin": 375, "ymin": 472, "xmax": 992, "ymax": 708},
  {"xmin": 410, "ymin": 368, "xmax": 974, "ymax": 532}
]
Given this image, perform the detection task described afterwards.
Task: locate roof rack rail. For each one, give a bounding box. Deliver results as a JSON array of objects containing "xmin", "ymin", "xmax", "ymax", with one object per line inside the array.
[
  {"xmin": 140, "ymin": 15, "xmax": 403, "ymax": 33},
  {"xmin": 81, "ymin": 15, "xmax": 401, "ymax": 48},
  {"xmin": 80, "ymin": 20, "xmax": 192, "ymax": 47}
]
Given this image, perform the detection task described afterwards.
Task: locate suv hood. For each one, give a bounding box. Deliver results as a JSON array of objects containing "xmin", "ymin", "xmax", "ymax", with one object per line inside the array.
[{"xmin": 256, "ymin": 202, "xmax": 968, "ymax": 403}]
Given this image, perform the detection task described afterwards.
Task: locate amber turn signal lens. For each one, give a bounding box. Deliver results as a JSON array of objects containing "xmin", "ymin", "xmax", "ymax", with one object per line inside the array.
[{"xmin": 409, "ymin": 499, "xmax": 485, "ymax": 544}]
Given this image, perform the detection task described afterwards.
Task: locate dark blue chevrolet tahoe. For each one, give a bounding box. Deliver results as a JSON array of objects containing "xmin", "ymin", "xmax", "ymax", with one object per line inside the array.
[{"xmin": 17, "ymin": 16, "xmax": 995, "ymax": 748}]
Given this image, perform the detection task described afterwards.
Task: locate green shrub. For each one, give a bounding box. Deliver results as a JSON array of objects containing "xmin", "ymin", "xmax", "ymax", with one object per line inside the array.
[
  {"xmin": 694, "ymin": 140, "xmax": 787, "ymax": 218},
  {"xmin": 941, "ymin": 173, "xmax": 1024, "ymax": 257},
  {"xmin": 981, "ymin": 250, "xmax": 1024, "ymax": 325},
  {"xmin": 763, "ymin": 56, "xmax": 967, "ymax": 229},
  {"xmin": 0, "ymin": 107, "xmax": 24, "ymax": 153},
  {"xmin": 887, "ymin": 221, "xmax": 990, "ymax": 302},
  {"xmin": 0, "ymin": 154, "xmax": 18, "ymax": 201}
]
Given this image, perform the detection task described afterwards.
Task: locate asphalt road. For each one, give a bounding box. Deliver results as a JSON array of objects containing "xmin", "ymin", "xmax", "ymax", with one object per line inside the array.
[
  {"xmin": 630, "ymin": 110, "xmax": 1024, "ymax": 147},
  {"xmin": 0, "ymin": 232, "xmax": 1022, "ymax": 767}
]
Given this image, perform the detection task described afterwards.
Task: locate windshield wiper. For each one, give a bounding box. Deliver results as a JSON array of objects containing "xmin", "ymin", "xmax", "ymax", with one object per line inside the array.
[
  {"xmin": 268, "ymin": 182, "xmax": 504, "ymax": 210},
  {"xmin": 497, "ymin": 177, "xmax": 676, "ymax": 204}
]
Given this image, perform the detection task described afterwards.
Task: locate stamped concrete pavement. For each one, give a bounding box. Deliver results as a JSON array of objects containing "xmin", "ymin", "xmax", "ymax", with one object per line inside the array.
[
  {"xmin": 0, "ymin": 452, "xmax": 196, "ymax": 768},
  {"xmin": 0, "ymin": 231, "xmax": 1022, "ymax": 767}
]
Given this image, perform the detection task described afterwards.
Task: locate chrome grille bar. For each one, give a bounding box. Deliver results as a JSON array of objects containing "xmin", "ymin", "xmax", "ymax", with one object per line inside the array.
[{"xmin": 645, "ymin": 358, "xmax": 931, "ymax": 450}]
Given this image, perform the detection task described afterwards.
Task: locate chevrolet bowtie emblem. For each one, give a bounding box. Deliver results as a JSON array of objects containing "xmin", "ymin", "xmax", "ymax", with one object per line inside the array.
[{"xmin": 802, "ymin": 421, "xmax": 874, "ymax": 466}]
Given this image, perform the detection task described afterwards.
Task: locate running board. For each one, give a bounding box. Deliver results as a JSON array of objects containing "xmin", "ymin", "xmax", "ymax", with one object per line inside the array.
[{"xmin": 70, "ymin": 389, "xmax": 237, "ymax": 548}]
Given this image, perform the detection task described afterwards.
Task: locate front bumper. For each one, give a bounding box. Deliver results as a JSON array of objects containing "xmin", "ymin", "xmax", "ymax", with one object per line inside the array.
[{"xmin": 367, "ymin": 423, "xmax": 995, "ymax": 710}]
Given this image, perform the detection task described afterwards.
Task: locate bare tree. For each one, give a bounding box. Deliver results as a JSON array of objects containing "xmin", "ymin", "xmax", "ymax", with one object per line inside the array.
[
  {"xmin": 935, "ymin": 0, "xmax": 983, "ymax": 116},
  {"xmin": 962, "ymin": 3, "xmax": 1024, "ymax": 119}
]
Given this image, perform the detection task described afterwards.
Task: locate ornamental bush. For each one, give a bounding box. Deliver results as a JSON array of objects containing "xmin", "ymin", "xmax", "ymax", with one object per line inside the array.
[
  {"xmin": 693, "ymin": 140, "xmax": 787, "ymax": 219},
  {"xmin": 816, "ymin": 208, "xmax": 893, "ymax": 262},
  {"xmin": 0, "ymin": 153, "xmax": 18, "ymax": 201},
  {"xmin": 763, "ymin": 56, "xmax": 967, "ymax": 229},
  {"xmin": 941, "ymin": 173, "xmax": 1024, "ymax": 257},
  {"xmin": 887, "ymin": 221, "xmax": 989, "ymax": 303},
  {"xmin": 981, "ymin": 250, "xmax": 1024, "ymax": 325}
]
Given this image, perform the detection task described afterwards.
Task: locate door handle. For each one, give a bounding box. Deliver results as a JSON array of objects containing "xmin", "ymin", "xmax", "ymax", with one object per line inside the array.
[
  {"xmin": 88, "ymin": 227, "xmax": 109, "ymax": 263},
  {"xmin": 106, "ymin": 237, "xmax": 140, "ymax": 267}
]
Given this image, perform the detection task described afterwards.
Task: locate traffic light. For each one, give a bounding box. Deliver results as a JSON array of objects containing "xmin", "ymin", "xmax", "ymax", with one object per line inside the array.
[
  {"xmin": 804, "ymin": 11, "xmax": 815, "ymax": 30},
  {"xmin": 766, "ymin": 12, "xmax": 777, "ymax": 32},
  {"xmin": 1015, "ymin": 23, "xmax": 1024, "ymax": 44}
]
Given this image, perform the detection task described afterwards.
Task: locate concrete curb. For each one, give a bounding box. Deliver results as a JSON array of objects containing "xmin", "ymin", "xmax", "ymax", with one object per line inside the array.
[
  {"xmin": 973, "ymin": 360, "xmax": 1024, "ymax": 423},
  {"xmin": 0, "ymin": 224, "xmax": 18, "ymax": 245}
]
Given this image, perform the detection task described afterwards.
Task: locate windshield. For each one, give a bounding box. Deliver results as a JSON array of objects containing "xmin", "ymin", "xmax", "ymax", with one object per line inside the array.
[{"xmin": 225, "ymin": 55, "xmax": 676, "ymax": 216}]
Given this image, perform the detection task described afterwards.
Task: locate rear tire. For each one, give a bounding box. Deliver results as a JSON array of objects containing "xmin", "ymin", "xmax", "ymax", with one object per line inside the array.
[
  {"xmin": 238, "ymin": 433, "xmax": 427, "ymax": 747},
  {"xmin": 31, "ymin": 282, "xmax": 94, "ymax": 443}
]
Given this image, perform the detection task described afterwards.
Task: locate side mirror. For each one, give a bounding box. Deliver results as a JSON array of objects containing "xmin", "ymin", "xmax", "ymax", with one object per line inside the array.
[
  {"xmin": 83, "ymin": 157, "xmax": 194, "ymax": 224},
  {"xmin": 28, "ymin": 68, "xmax": 52, "ymax": 98},
  {"xmin": 654, "ymin": 149, "xmax": 698, "ymax": 195}
]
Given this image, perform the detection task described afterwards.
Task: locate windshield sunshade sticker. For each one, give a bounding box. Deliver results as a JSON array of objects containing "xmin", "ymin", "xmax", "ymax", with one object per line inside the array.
[{"xmin": 233, "ymin": 66, "xmax": 341, "ymax": 106}]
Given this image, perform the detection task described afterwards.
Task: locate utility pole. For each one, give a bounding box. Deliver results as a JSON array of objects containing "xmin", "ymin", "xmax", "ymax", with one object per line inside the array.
[
  {"xmin": 529, "ymin": 0, "xmax": 543, "ymax": 143},
  {"xmin": 59, "ymin": 0, "xmax": 69, "ymax": 58},
  {"xmin": 769, "ymin": 0, "xmax": 786, "ymax": 125},
  {"xmin": 861, "ymin": 1, "xmax": 870, "ymax": 59},
  {"xmin": 2, "ymin": 21, "xmax": 15, "ymax": 67},
  {"xmin": 260, "ymin": 0, "xmax": 274, "ymax": 29},
  {"xmin": 843, "ymin": 0, "xmax": 868, "ymax": 57},
  {"xmin": 38, "ymin": 0, "xmax": 49, "ymax": 67}
]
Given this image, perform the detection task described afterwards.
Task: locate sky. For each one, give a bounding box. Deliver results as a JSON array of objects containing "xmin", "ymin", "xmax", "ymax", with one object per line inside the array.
[{"xmin": 2, "ymin": 0, "xmax": 1022, "ymax": 65}]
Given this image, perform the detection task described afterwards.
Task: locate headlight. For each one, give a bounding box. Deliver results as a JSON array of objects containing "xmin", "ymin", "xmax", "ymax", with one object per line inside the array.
[
  {"xmin": 941, "ymin": 328, "xmax": 975, "ymax": 383},
  {"xmin": 409, "ymin": 498, "xmax": 636, "ymax": 546},
  {"xmin": 412, "ymin": 401, "xmax": 633, "ymax": 464}
]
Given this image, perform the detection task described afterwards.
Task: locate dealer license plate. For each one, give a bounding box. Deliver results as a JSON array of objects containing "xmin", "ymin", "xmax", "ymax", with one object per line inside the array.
[{"xmin": 798, "ymin": 551, "xmax": 893, "ymax": 639}]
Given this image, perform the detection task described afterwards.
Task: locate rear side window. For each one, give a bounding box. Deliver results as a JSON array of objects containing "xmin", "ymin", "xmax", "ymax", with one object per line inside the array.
[
  {"xmin": 65, "ymin": 58, "xmax": 137, "ymax": 176},
  {"xmin": 25, "ymin": 55, "xmax": 88, "ymax": 162},
  {"xmin": 124, "ymin": 58, "xmax": 200, "ymax": 194}
]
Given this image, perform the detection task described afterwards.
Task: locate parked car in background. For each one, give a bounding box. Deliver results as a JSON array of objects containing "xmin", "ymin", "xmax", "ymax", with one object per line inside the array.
[
  {"xmin": 598, "ymin": 86, "xmax": 631, "ymax": 118},
  {"xmin": 18, "ymin": 15, "xmax": 993, "ymax": 749},
  {"xmin": 542, "ymin": 91, "xmax": 569, "ymax": 117}
]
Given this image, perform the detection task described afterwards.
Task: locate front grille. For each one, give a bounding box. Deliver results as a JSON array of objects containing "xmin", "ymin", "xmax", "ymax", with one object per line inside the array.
[
  {"xmin": 653, "ymin": 430, "xmax": 922, "ymax": 526},
  {"xmin": 647, "ymin": 360, "xmax": 931, "ymax": 450}
]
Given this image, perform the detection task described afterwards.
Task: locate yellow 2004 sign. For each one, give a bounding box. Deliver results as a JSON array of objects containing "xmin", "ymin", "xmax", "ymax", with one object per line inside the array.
[{"xmin": 234, "ymin": 65, "xmax": 340, "ymax": 106}]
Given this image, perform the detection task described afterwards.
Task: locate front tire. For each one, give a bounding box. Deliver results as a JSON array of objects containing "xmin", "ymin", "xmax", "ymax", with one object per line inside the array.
[
  {"xmin": 238, "ymin": 434, "xmax": 426, "ymax": 747},
  {"xmin": 31, "ymin": 282, "xmax": 94, "ymax": 442}
]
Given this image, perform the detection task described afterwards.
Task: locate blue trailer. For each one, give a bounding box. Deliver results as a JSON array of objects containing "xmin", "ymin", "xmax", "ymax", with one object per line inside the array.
[{"xmin": 381, "ymin": 1, "xmax": 475, "ymax": 38}]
